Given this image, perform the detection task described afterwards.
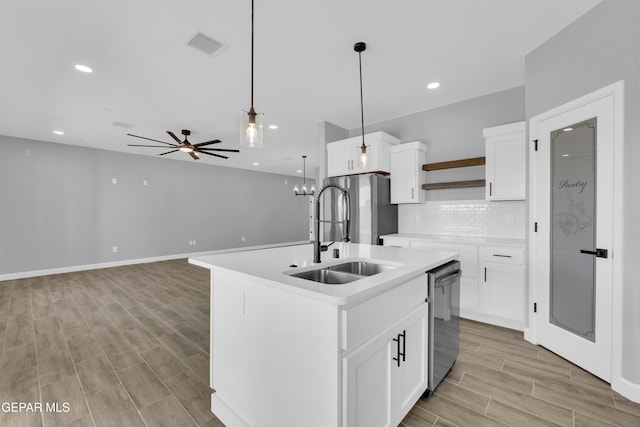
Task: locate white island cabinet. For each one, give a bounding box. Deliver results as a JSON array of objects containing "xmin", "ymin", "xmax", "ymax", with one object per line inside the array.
[{"xmin": 190, "ymin": 243, "xmax": 457, "ymax": 427}]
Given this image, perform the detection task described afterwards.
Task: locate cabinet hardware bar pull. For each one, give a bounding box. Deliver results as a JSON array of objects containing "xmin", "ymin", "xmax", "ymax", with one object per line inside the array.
[
  {"xmin": 492, "ymin": 254, "xmax": 512, "ymax": 258},
  {"xmin": 400, "ymin": 330, "xmax": 406, "ymax": 362},
  {"xmin": 489, "ymin": 182, "xmax": 492, "ymax": 196},
  {"xmin": 392, "ymin": 334, "xmax": 401, "ymax": 367},
  {"xmin": 484, "ymin": 267, "xmax": 487, "ymax": 282}
]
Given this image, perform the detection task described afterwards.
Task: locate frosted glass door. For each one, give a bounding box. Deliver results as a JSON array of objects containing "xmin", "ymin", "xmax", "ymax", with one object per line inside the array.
[{"xmin": 550, "ymin": 118, "xmax": 596, "ymax": 341}]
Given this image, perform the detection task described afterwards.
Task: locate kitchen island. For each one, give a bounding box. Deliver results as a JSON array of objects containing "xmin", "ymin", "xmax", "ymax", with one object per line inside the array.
[{"xmin": 190, "ymin": 242, "xmax": 457, "ymax": 427}]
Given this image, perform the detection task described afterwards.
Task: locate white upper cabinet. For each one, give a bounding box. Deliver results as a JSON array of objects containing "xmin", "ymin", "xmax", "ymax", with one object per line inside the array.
[
  {"xmin": 484, "ymin": 121, "xmax": 526, "ymax": 201},
  {"xmin": 390, "ymin": 142, "xmax": 427, "ymax": 204},
  {"xmin": 326, "ymin": 131, "xmax": 400, "ymax": 177}
]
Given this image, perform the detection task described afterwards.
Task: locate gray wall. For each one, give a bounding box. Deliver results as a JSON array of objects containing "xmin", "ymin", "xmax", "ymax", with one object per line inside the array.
[
  {"xmin": 0, "ymin": 135, "xmax": 310, "ymax": 276},
  {"xmin": 525, "ymin": 0, "xmax": 639, "ymax": 384},
  {"xmin": 349, "ymin": 86, "xmax": 526, "ymax": 200}
]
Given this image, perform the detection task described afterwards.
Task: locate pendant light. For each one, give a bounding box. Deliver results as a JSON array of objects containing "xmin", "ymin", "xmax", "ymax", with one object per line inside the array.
[
  {"xmin": 354, "ymin": 41, "xmax": 368, "ymax": 167},
  {"xmin": 294, "ymin": 155, "xmax": 315, "ymax": 196},
  {"xmin": 241, "ymin": 0, "xmax": 263, "ymax": 148}
]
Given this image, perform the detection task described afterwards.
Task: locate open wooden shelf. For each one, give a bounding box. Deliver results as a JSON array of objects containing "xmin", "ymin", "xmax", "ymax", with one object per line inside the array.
[
  {"xmin": 422, "ymin": 180, "xmax": 486, "ymax": 191},
  {"xmin": 421, "ymin": 156, "xmax": 486, "ymax": 190},
  {"xmin": 422, "ymin": 156, "xmax": 485, "ymax": 171}
]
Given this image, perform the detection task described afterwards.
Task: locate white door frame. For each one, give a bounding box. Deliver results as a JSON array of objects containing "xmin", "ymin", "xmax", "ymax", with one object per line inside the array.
[{"xmin": 526, "ymin": 81, "xmax": 625, "ymax": 392}]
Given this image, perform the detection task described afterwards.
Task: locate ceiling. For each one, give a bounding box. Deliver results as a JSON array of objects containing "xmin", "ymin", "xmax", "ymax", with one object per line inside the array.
[{"xmin": 0, "ymin": 0, "xmax": 601, "ymax": 176}]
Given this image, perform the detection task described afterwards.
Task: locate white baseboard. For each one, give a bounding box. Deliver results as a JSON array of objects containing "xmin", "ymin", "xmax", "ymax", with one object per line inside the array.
[
  {"xmin": 613, "ymin": 377, "xmax": 640, "ymax": 404},
  {"xmin": 460, "ymin": 309, "xmax": 525, "ymax": 332},
  {"xmin": 0, "ymin": 241, "xmax": 309, "ymax": 282},
  {"xmin": 212, "ymin": 394, "xmax": 250, "ymax": 427}
]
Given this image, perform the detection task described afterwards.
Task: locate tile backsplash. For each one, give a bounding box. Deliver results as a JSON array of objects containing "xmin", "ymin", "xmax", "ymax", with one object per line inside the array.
[{"xmin": 398, "ymin": 200, "xmax": 526, "ymax": 239}]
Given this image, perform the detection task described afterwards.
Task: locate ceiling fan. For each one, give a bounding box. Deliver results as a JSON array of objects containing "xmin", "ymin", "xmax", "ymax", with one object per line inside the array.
[{"xmin": 127, "ymin": 129, "xmax": 239, "ymax": 160}]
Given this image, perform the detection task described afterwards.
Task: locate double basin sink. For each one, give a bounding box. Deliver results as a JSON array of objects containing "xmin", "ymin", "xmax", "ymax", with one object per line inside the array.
[{"xmin": 289, "ymin": 261, "xmax": 397, "ymax": 285}]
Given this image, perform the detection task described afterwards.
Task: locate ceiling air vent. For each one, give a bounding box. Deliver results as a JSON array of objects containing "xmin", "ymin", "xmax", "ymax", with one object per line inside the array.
[
  {"xmin": 112, "ymin": 121, "xmax": 133, "ymax": 129},
  {"xmin": 186, "ymin": 31, "xmax": 226, "ymax": 57}
]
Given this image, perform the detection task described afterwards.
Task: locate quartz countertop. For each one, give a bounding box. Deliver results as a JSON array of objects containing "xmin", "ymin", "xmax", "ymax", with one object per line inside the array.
[
  {"xmin": 189, "ymin": 242, "xmax": 457, "ymax": 306},
  {"xmin": 381, "ymin": 233, "xmax": 526, "ymax": 248}
]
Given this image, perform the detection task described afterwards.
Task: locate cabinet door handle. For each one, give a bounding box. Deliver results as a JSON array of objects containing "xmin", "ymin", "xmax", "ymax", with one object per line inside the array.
[
  {"xmin": 400, "ymin": 330, "xmax": 406, "ymax": 362},
  {"xmin": 392, "ymin": 334, "xmax": 401, "ymax": 367},
  {"xmin": 484, "ymin": 267, "xmax": 487, "ymax": 282},
  {"xmin": 411, "ymin": 187, "xmax": 414, "ymax": 199},
  {"xmin": 492, "ymin": 254, "xmax": 512, "ymax": 258},
  {"xmin": 489, "ymin": 182, "xmax": 492, "ymax": 196}
]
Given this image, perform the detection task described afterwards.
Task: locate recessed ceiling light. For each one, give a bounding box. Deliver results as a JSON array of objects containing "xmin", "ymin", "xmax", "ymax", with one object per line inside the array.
[
  {"xmin": 269, "ymin": 125, "xmax": 278, "ymax": 130},
  {"xmin": 53, "ymin": 130, "xmax": 64, "ymax": 135},
  {"xmin": 252, "ymin": 162, "xmax": 259, "ymax": 166},
  {"xmin": 74, "ymin": 64, "xmax": 93, "ymax": 73},
  {"xmin": 426, "ymin": 82, "xmax": 440, "ymax": 90},
  {"xmin": 563, "ymin": 127, "xmax": 573, "ymax": 132}
]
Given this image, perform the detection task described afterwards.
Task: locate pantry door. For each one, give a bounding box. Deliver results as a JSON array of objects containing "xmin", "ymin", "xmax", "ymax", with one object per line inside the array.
[{"xmin": 529, "ymin": 82, "xmax": 623, "ymax": 382}]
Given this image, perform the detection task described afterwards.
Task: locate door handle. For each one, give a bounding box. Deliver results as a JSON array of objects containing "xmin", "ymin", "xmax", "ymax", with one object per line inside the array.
[{"xmin": 580, "ymin": 248, "xmax": 608, "ymax": 258}]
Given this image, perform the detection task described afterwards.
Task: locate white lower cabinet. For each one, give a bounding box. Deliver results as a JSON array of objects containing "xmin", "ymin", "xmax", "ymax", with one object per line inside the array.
[
  {"xmin": 479, "ymin": 246, "xmax": 526, "ymax": 328},
  {"xmin": 382, "ymin": 236, "xmax": 526, "ymax": 330},
  {"xmin": 343, "ymin": 305, "xmax": 427, "ymax": 427}
]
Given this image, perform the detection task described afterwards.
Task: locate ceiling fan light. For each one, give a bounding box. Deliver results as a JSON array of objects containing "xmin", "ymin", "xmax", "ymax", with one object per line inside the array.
[{"xmin": 179, "ymin": 146, "xmax": 194, "ymax": 153}]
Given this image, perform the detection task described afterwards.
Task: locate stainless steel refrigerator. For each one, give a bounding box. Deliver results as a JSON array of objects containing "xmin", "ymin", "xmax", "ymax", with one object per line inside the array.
[{"xmin": 322, "ymin": 174, "xmax": 397, "ymax": 245}]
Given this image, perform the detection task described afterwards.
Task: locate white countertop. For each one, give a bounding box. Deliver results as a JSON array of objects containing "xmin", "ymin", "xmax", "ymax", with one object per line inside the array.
[
  {"xmin": 189, "ymin": 242, "xmax": 458, "ymax": 306},
  {"xmin": 381, "ymin": 233, "xmax": 526, "ymax": 247}
]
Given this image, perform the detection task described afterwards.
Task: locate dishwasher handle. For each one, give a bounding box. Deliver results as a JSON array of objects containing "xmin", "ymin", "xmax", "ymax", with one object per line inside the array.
[{"xmin": 434, "ymin": 269, "xmax": 461, "ymax": 289}]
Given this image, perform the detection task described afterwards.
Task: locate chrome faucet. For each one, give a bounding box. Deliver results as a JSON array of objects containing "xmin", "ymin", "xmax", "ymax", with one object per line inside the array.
[{"xmin": 314, "ymin": 183, "xmax": 350, "ymax": 263}]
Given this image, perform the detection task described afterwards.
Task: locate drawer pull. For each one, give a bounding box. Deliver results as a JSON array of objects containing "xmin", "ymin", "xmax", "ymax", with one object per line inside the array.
[{"xmin": 492, "ymin": 254, "xmax": 512, "ymax": 258}]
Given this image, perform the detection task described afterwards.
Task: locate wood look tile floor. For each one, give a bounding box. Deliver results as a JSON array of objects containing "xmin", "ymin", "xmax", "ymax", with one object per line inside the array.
[
  {"xmin": 1, "ymin": 259, "xmax": 639, "ymax": 427},
  {"xmin": 0, "ymin": 260, "xmax": 222, "ymax": 427}
]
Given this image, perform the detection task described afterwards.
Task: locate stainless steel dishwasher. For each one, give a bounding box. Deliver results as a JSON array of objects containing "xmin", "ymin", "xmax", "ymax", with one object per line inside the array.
[{"xmin": 425, "ymin": 260, "xmax": 461, "ymax": 396}]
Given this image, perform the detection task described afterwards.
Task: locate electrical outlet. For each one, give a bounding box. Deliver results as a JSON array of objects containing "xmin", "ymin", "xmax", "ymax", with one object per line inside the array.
[
  {"xmin": 112, "ymin": 246, "xmax": 118, "ymax": 253},
  {"xmin": 241, "ymin": 236, "xmax": 245, "ymax": 242},
  {"xmin": 193, "ymin": 240, "xmax": 196, "ymax": 246},
  {"xmin": 112, "ymin": 178, "xmax": 118, "ymax": 184},
  {"xmin": 143, "ymin": 180, "xmax": 148, "ymax": 186}
]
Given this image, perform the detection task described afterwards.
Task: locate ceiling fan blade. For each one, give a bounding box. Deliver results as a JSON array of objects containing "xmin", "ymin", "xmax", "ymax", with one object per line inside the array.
[
  {"xmin": 198, "ymin": 151, "xmax": 229, "ymax": 159},
  {"xmin": 158, "ymin": 149, "xmax": 180, "ymax": 156},
  {"xmin": 197, "ymin": 147, "xmax": 240, "ymax": 153},
  {"xmin": 166, "ymin": 131, "xmax": 183, "ymax": 144},
  {"xmin": 127, "ymin": 134, "xmax": 176, "ymax": 146},
  {"xmin": 193, "ymin": 139, "xmax": 221, "ymax": 147},
  {"xmin": 128, "ymin": 144, "xmax": 179, "ymax": 148},
  {"xmin": 189, "ymin": 151, "xmax": 200, "ymax": 160}
]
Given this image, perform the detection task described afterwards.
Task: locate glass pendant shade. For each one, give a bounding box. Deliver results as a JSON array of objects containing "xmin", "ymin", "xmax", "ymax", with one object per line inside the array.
[
  {"xmin": 240, "ymin": 107, "xmax": 263, "ymax": 148},
  {"xmin": 358, "ymin": 142, "xmax": 369, "ymax": 168}
]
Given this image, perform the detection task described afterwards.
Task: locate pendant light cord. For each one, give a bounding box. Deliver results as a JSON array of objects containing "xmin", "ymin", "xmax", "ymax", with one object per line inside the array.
[
  {"xmin": 251, "ymin": 0, "xmax": 254, "ymax": 107},
  {"xmin": 358, "ymin": 50, "xmax": 365, "ymax": 144}
]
